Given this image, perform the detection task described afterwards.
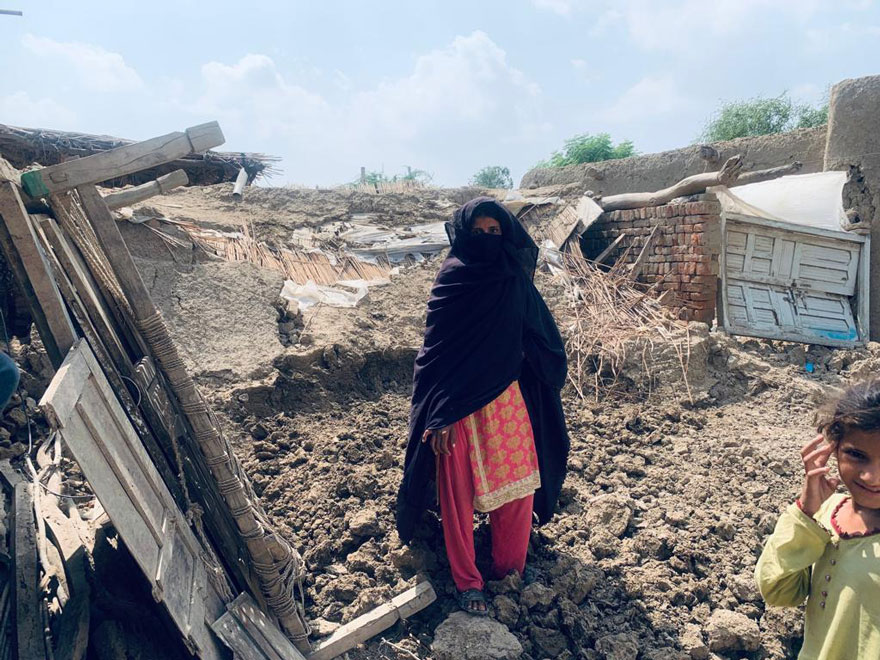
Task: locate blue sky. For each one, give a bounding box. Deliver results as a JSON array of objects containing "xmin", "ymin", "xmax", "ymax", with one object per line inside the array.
[{"xmin": 2, "ymin": 1, "xmax": 879, "ymax": 186}]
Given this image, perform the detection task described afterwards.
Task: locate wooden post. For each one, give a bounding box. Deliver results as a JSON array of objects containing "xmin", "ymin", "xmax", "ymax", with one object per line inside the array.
[
  {"xmin": 0, "ymin": 181, "xmax": 76, "ymax": 367},
  {"xmin": 102, "ymin": 169, "xmax": 189, "ymax": 210},
  {"xmin": 12, "ymin": 482, "xmax": 45, "ymax": 660},
  {"xmin": 308, "ymin": 582, "xmax": 436, "ymax": 660},
  {"xmin": 360, "ymin": 166, "xmax": 366, "ymax": 184},
  {"xmin": 75, "ymin": 184, "xmax": 311, "ymax": 651},
  {"xmin": 20, "ymin": 122, "xmax": 224, "ymax": 198}
]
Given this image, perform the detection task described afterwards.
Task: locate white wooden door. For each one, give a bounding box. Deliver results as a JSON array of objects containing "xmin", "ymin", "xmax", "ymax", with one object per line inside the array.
[
  {"xmin": 39, "ymin": 340, "xmax": 228, "ymax": 659},
  {"xmin": 722, "ymin": 214, "xmax": 869, "ymax": 347}
]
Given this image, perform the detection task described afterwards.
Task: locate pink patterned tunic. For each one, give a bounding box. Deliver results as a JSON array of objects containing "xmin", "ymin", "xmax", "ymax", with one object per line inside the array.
[{"xmin": 453, "ymin": 380, "xmax": 541, "ymax": 512}]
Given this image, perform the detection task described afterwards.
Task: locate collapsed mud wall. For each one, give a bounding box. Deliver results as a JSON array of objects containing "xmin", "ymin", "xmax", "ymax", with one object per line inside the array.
[
  {"xmin": 582, "ymin": 194, "xmax": 721, "ymax": 323},
  {"xmin": 520, "ymin": 127, "xmax": 827, "ymax": 194}
]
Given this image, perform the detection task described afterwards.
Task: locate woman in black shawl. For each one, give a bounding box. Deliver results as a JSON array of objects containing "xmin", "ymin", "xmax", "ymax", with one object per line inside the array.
[{"xmin": 396, "ymin": 197, "xmax": 569, "ymax": 614}]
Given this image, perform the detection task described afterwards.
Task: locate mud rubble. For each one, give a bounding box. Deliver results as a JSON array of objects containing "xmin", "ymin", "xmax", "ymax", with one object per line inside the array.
[{"xmin": 119, "ymin": 184, "xmax": 880, "ymax": 659}]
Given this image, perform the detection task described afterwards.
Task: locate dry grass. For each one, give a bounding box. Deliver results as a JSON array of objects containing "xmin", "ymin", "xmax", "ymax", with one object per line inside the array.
[{"xmin": 558, "ymin": 250, "xmax": 694, "ymax": 402}]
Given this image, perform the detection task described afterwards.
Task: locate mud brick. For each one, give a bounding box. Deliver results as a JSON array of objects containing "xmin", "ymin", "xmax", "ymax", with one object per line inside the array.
[
  {"xmin": 695, "ymin": 262, "xmax": 717, "ymax": 276},
  {"xmin": 690, "ymin": 275, "xmax": 717, "ymax": 285},
  {"xmin": 690, "ymin": 233, "xmax": 705, "ymax": 246}
]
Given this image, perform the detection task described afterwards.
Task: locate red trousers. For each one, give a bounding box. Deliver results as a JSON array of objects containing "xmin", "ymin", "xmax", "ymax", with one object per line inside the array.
[{"xmin": 437, "ymin": 427, "xmax": 534, "ymax": 592}]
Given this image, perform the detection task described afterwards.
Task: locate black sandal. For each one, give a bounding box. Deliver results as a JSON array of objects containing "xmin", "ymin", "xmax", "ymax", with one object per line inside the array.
[{"xmin": 458, "ymin": 589, "xmax": 489, "ymax": 616}]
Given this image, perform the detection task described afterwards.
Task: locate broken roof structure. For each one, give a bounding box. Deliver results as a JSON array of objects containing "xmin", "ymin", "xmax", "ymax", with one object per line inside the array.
[
  {"xmin": 0, "ymin": 122, "xmax": 435, "ymax": 659},
  {"xmin": 0, "ymin": 123, "xmax": 281, "ymax": 187}
]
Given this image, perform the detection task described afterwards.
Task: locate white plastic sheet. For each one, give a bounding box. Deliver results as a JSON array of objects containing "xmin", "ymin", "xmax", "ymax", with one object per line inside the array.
[{"xmin": 714, "ymin": 171, "xmax": 848, "ymax": 231}]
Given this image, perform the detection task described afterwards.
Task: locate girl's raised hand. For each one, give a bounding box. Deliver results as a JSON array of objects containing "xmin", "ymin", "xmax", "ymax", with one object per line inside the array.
[{"xmin": 799, "ymin": 434, "xmax": 840, "ymax": 517}]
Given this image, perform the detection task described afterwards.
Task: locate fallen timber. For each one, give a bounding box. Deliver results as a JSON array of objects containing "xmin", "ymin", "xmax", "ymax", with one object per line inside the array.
[
  {"xmin": 1, "ymin": 123, "xmax": 280, "ymax": 189},
  {"xmin": 597, "ymin": 156, "xmax": 803, "ymax": 211},
  {"xmin": 0, "ymin": 122, "xmax": 439, "ymax": 658}
]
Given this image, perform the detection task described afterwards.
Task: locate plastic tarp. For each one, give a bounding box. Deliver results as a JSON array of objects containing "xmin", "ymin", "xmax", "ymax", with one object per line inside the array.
[
  {"xmin": 713, "ymin": 171, "xmax": 848, "ymax": 232},
  {"xmin": 280, "ymin": 276, "xmax": 392, "ymax": 311}
]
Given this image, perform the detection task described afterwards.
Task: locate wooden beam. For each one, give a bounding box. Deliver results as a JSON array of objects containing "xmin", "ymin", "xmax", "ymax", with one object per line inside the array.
[
  {"xmin": 308, "ymin": 582, "xmax": 436, "ymax": 660},
  {"xmin": 593, "ymin": 233, "xmax": 625, "ymax": 265},
  {"xmin": 20, "ymin": 122, "xmax": 224, "ymax": 198},
  {"xmin": 629, "ymin": 224, "xmax": 659, "ymax": 280},
  {"xmin": 102, "ymin": 169, "xmax": 189, "ymax": 210},
  {"xmin": 0, "ymin": 181, "xmax": 76, "ymax": 367},
  {"xmin": 12, "ymin": 482, "xmax": 45, "ymax": 660}
]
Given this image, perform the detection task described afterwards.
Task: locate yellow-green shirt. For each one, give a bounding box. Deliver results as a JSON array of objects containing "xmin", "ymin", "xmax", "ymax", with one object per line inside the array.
[{"xmin": 755, "ymin": 494, "xmax": 880, "ymax": 660}]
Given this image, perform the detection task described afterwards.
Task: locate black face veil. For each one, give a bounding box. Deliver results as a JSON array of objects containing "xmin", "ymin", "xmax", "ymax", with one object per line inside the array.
[{"xmin": 396, "ymin": 197, "xmax": 569, "ymax": 543}]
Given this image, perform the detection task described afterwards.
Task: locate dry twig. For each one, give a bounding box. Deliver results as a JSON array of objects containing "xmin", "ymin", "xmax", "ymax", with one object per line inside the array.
[{"xmin": 559, "ymin": 252, "xmax": 694, "ymax": 402}]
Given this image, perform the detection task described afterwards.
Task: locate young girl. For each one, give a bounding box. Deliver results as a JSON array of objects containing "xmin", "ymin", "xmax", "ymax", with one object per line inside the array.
[{"xmin": 755, "ymin": 379, "xmax": 880, "ymax": 660}]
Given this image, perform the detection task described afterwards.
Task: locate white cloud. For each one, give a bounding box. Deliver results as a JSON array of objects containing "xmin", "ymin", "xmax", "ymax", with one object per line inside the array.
[
  {"xmin": 0, "ymin": 91, "xmax": 77, "ymax": 128},
  {"xmin": 191, "ymin": 53, "xmax": 332, "ymax": 142},
  {"xmin": 21, "ymin": 34, "xmax": 144, "ymax": 92},
  {"xmin": 352, "ymin": 31, "xmax": 542, "ymax": 140},
  {"xmin": 173, "ymin": 31, "xmax": 546, "ymax": 184},
  {"xmin": 601, "ymin": 75, "xmax": 690, "ymax": 123}
]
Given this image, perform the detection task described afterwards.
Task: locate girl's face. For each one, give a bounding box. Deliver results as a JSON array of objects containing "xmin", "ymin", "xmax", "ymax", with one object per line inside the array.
[
  {"xmin": 471, "ymin": 215, "xmax": 502, "ymax": 236},
  {"xmin": 837, "ymin": 428, "xmax": 880, "ymax": 510}
]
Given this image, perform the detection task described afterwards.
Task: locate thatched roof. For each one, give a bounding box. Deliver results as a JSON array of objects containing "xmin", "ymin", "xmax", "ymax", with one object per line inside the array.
[{"xmin": 0, "ymin": 124, "xmax": 281, "ymax": 187}]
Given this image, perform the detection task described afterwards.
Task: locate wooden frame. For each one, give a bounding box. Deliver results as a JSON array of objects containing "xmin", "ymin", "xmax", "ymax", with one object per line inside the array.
[{"xmin": 40, "ymin": 340, "xmax": 227, "ymax": 660}]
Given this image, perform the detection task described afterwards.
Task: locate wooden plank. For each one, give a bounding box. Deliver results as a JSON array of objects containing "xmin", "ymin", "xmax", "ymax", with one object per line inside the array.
[
  {"xmin": 103, "ymin": 169, "xmax": 189, "ymax": 210},
  {"xmin": 0, "ymin": 181, "xmax": 77, "ymax": 366},
  {"xmin": 42, "ymin": 501, "xmax": 91, "ymax": 660},
  {"xmin": 0, "ymin": 460, "xmax": 23, "ymax": 491},
  {"xmin": 20, "ymin": 123, "xmax": 224, "ymax": 198},
  {"xmin": 724, "ymin": 212, "xmax": 866, "ymax": 244},
  {"xmin": 629, "ymin": 224, "xmax": 659, "ymax": 280},
  {"xmin": 211, "ymin": 593, "xmax": 307, "ymax": 660},
  {"xmin": 593, "ymin": 233, "xmax": 624, "ymax": 265},
  {"xmin": 308, "ymin": 582, "xmax": 436, "ymax": 660},
  {"xmin": 12, "ymin": 482, "xmax": 44, "ymax": 660}
]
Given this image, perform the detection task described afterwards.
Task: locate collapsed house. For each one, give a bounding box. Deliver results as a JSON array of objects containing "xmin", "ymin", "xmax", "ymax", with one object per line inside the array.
[
  {"xmin": 0, "ymin": 73, "xmax": 876, "ymax": 660},
  {"xmin": 0, "ymin": 123, "xmax": 436, "ymax": 660}
]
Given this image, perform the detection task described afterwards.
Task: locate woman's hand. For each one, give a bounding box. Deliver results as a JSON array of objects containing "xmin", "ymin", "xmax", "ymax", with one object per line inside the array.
[
  {"xmin": 799, "ymin": 435, "xmax": 840, "ymax": 517},
  {"xmin": 423, "ymin": 425, "xmax": 456, "ymax": 456}
]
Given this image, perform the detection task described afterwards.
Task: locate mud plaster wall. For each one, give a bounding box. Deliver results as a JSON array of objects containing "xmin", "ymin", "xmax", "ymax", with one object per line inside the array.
[
  {"xmin": 823, "ymin": 74, "xmax": 880, "ymax": 340},
  {"xmin": 582, "ymin": 194, "xmax": 721, "ymax": 323},
  {"xmin": 520, "ymin": 127, "xmax": 827, "ymax": 194}
]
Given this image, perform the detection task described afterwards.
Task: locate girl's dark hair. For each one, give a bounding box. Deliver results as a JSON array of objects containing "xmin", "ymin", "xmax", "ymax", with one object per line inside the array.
[{"xmin": 817, "ymin": 379, "xmax": 880, "ymax": 443}]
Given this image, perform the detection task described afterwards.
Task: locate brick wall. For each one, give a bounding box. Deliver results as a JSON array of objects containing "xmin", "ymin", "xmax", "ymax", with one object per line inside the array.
[{"xmin": 581, "ymin": 194, "xmax": 722, "ymax": 323}]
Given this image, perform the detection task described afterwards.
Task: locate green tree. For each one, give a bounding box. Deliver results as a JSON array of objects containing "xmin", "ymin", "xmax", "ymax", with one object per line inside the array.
[
  {"xmin": 700, "ymin": 93, "xmax": 829, "ymax": 142},
  {"xmin": 470, "ymin": 165, "xmax": 514, "ymax": 189},
  {"xmin": 795, "ymin": 103, "xmax": 829, "ymax": 129},
  {"xmin": 536, "ymin": 133, "xmax": 636, "ymax": 169}
]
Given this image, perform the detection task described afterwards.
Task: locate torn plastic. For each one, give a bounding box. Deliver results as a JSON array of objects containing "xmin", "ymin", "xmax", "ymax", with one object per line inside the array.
[{"xmin": 279, "ymin": 276, "xmax": 393, "ymax": 311}]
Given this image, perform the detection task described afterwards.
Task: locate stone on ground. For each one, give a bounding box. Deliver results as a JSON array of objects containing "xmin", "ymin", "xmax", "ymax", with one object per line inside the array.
[
  {"xmin": 706, "ymin": 609, "xmax": 761, "ymax": 652},
  {"xmin": 431, "ymin": 611, "xmax": 523, "ymax": 660}
]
